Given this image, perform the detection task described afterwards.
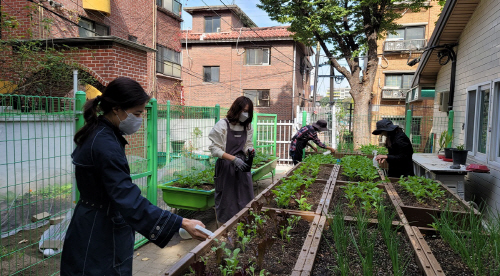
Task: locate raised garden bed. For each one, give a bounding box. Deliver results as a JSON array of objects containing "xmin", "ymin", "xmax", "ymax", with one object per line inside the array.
[
  {"xmin": 328, "ymin": 181, "xmax": 399, "ymax": 221},
  {"xmin": 385, "ymin": 177, "xmax": 480, "ymax": 227},
  {"xmin": 251, "ymin": 156, "xmax": 279, "ymax": 182},
  {"xmin": 159, "ymin": 183, "xmax": 215, "ymax": 211},
  {"xmin": 251, "ymin": 165, "xmax": 339, "ymax": 215},
  {"xmin": 165, "ymin": 203, "xmax": 321, "ymax": 276}
]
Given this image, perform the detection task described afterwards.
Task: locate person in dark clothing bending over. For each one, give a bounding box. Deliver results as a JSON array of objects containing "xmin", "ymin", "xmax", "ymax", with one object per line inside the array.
[
  {"xmin": 372, "ymin": 119, "xmax": 415, "ymax": 178},
  {"xmin": 289, "ymin": 119, "xmax": 336, "ymax": 165}
]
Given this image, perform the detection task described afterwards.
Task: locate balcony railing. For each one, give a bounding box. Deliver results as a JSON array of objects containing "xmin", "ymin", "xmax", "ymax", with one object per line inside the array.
[
  {"xmin": 383, "ymin": 39, "xmax": 427, "ymax": 52},
  {"xmin": 381, "ymin": 88, "xmax": 409, "ymax": 100}
]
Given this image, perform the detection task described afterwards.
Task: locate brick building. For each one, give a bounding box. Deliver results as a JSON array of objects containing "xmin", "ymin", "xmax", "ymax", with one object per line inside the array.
[
  {"xmin": 1, "ymin": 0, "xmax": 184, "ymax": 103},
  {"xmin": 181, "ymin": 5, "xmax": 313, "ymax": 120},
  {"xmin": 370, "ymin": 1, "xmax": 442, "ymax": 151}
]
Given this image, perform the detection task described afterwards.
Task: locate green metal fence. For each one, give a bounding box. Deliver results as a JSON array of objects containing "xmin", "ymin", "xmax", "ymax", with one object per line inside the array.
[
  {"xmin": 0, "ymin": 94, "xmax": 279, "ymax": 275},
  {"xmin": 0, "ymin": 94, "xmax": 77, "ymax": 275}
]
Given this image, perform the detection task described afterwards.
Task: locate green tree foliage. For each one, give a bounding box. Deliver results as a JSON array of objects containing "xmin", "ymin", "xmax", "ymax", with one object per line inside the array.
[{"xmin": 258, "ymin": 0, "xmax": 429, "ymax": 147}]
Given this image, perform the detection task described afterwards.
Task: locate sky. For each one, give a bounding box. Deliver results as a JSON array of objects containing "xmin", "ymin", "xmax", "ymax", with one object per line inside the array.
[{"xmin": 179, "ymin": 0, "xmax": 350, "ymax": 95}]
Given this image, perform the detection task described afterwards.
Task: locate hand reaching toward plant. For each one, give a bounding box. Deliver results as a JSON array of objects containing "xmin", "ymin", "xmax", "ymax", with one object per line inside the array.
[
  {"xmin": 181, "ymin": 218, "xmax": 208, "ymax": 241},
  {"xmin": 375, "ymin": 155, "xmax": 388, "ymax": 164}
]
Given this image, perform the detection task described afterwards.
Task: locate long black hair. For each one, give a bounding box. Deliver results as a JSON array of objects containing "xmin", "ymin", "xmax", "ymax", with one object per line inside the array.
[
  {"xmin": 226, "ymin": 96, "xmax": 254, "ymax": 129},
  {"xmin": 74, "ymin": 77, "xmax": 150, "ymax": 145},
  {"xmin": 385, "ymin": 127, "xmax": 404, "ymax": 149}
]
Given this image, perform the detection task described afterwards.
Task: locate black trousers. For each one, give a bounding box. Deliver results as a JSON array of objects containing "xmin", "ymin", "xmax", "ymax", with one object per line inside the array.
[{"xmin": 290, "ymin": 148, "xmax": 303, "ymax": 165}]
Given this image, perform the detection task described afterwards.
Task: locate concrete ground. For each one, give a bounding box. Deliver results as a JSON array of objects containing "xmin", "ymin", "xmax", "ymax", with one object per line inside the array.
[{"xmin": 132, "ymin": 165, "xmax": 291, "ymax": 275}]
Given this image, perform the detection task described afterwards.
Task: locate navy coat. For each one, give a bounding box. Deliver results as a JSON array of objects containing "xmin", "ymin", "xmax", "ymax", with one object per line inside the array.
[
  {"xmin": 60, "ymin": 117, "xmax": 182, "ymax": 275},
  {"xmin": 386, "ymin": 130, "xmax": 415, "ymax": 178}
]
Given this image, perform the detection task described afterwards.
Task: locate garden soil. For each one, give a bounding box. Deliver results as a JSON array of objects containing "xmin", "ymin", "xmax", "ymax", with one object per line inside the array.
[
  {"xmin": 392, "ymin": 183, "xmax": 467, "ymax": 212},
  {"xmin": 328, "ymin": 185, "xmax": 398, "ymax": 220},
  {"xmin": 424, "ymin": 235, "xmax": 474, "ymax": 275},
  {"xmin": 312, "ymin": 226, "xmax": 420, "ymax": 275},
  {"xmin": 264, "ymin": 180, "xmax": 327, "ymax": 211}
]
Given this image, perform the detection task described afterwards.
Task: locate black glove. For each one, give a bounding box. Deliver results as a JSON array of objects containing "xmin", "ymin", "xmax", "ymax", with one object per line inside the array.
[{"xmin": 233, "ymin": 157, "xmax": 249, "ymax": 171}]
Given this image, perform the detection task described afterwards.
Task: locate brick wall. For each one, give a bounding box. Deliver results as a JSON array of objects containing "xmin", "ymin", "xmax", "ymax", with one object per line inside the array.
[
  {"xmin": 182, "ymin": 40, "xmax": 308, "ymax": 120},
  {"xmin": 2, "ymin": 0, "xmax": 183, "ymax": 102},
  {"xmin": 191, "ymin": 11, "xmax": 236, "ymax": 33}
]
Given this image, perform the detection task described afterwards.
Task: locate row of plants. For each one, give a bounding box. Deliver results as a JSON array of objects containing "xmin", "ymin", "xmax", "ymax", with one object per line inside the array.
[
  {"xmin": 262, "ymin": 154, "xmax": 337, "ymax": 211},
  {"xmin": 341, "ymin": 181, "xmax": 385, "ymax": 213},
  {"xmin": 340, "ymin": 155, "xmax": 380, "ymax": 182},
  {"xmin": 186, "ymin": 202, "xmax": 308, "ymax": 275},
  {"xmin": 313, "ymin": 205, "xmax": 418, "ymax": 275},
  {"xmin": 398, "ymin": 176, "xmax": 445, "ymax": 203},
  {"xmin": 359, "ymin": 143, "xmax": 388, "ymax": 155},
  {"xmin": 427, "ymin": 207, "xmax": 500, "ymax": 275}
]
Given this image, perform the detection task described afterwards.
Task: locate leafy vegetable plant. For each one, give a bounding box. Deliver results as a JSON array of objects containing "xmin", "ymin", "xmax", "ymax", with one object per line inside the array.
[
  {"xmin": 398, "ymin": 176, "xmax": 445, "ymax": 203},
  {"xmin": 340, "ymin": 155, "xmax": 379, "ymax": 181},
  {"xmin": 359, "ymin": 143, "xmax": 388, "ymax": 155}
]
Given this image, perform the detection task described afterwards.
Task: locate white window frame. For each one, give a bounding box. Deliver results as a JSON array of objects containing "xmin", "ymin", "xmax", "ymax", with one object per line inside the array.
[
  {"xmin": 245, "ymin": 48, "xmax": 271, "ymax": 66},
  {"xmin": 490, "ymin": 79, "xmax": 500, "ymax": 165},
  {"xmin": 464, "ymin": 81, "xmax": 492, "ymax": 162}
]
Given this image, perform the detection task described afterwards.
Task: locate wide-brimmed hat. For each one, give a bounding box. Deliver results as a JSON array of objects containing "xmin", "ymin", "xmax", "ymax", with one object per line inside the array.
[
  {"xmin": 312, "ymin": 120, "xmax": 328, "ymax": 131},
  {"xmin": 372, "ymin": 119, "xmax": 398, "ymax": 135}
]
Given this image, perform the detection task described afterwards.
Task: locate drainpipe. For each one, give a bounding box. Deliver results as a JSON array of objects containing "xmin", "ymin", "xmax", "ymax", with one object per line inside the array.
[
  {"xmin": 446, "ymin": 44, "xmax": 457, "ymax": 111},
  {"xmin": 292, "ymin": 42, "xmax": 296, "ymax": 119}
]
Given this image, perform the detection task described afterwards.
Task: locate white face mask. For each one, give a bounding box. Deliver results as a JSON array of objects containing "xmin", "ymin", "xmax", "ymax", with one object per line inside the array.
[
  {"xmin": 116, "ymin": 112, "xmax": 143, "ymax": 135},
  {"xmin": 239, "ymin": 112, "xmax": 249, "ymax": 123}
]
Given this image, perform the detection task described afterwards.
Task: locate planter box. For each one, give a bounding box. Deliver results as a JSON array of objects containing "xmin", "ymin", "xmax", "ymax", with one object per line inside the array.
[
  {"xmin": 251, "ymin": 156, "xmax": 279, "ymax": 181},
  {"xmin": 385, "ymin": 177, "xmax": 480, "ymax": 228},
  {"xmin": 164, "ymin": 207, "xmax": 321, "ymax": 276},
  {"xmin": 251, "ymin": 165, "xmax": 339, "ymax": 215},
  {"xmin": 158, "ymin": 182, "xmax": 214, "ymax": 211},
  {"xmin": 327, "ymin": 180, "xmax": 400, "ymax": 221},
  {"xmin": 306, "ymin": 215, "xmax": 429, "ymax": 276}
]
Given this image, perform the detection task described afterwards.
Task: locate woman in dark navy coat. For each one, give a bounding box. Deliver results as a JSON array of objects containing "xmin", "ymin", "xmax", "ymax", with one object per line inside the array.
[
  {"xmin": 60, "ymin": 77, "xmax": 208, "ymax": 275},
  {"xmin": 372, "ymin": 119, "xmax": 415, "ymax": 178}
]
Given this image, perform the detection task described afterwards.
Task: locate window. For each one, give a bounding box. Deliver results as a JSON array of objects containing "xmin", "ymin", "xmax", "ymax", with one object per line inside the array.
[
  {"xmin": 246, "ymin": 48, "xmax": 270, "ymax": 65},
  {"xmin": 244, "ymin": 90, "xmax": 270, "ymax": 107},
  {"xmin": 204, "ymin": 16, "xmax": 221, "ymax": 33},
  {"xmin": 156, "ymin": 45, "xmax": 181, "ymax": 78},
  {"xmin": 203, "ymin": 66, "xmax": 219, "ymax": 82},
  {"xmin": 492, "ymin": 82, "xmax": 500, "ymax": 162},
  {"xmin": 387, "ymin": 26, "xmax": 425, "ymax": 40},
  {"xmin": 78, "ymin": 18, "xmax": 109, "ymax": 38},
  {"xmin": 156, "ymin": 0, "xmax": 182, "ymax": 15},
  {"xmin": 465, "ymin": 84, "xmax": 491, "ymax": 158},
  {"xmin": 385, "ymin": 74, "xmax": 413, "ymax": 89}
]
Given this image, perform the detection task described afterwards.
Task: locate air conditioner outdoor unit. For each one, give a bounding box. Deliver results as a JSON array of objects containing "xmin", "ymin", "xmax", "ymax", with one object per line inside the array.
[{"xmin": 216, "ymin": 27, "xmax": 221, "ymax": 33}]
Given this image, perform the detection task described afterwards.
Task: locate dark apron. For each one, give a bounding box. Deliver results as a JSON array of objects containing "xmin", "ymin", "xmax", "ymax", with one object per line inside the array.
[{"xmin": 214, "ymin": 120, "xmax": 254, "ymax": 223}]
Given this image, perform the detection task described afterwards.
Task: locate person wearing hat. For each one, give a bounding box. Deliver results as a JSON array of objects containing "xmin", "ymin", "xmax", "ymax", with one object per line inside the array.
[
  {"xmin": 289, "ymin": 119, "xmax": 336, "ymax": 165},
  {"xmin": 372, "ymin": 119, "xmax": 415, "ymax": 177}
]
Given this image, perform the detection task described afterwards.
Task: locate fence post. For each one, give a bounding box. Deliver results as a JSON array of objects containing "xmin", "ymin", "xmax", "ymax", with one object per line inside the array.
[
  {"xmin": 215, "ymin": 104, "xmax": 220, "ymax": 122},
  {"xmin": 166, "ymin": 101, "xmax": 171, "ymax": 165},
  {"xmin": 405, "ymin": 109, "xmax": 412, "ymax": 135},
  {"xmin": 302, "ymin": 110, "xmax": 307, "ymax": 126},
  {"xmin": 252, "ymin": 114, "xmax": 258, "ymax": 152},
  {"xmin": 73, "ymin": 91, "xmax": 86, "ymax": 203},
  {"xmin": 147, "ymin": 99, "xmax": 158, "ymax": 205},
  {"xmin": 447, "ymin": 110, "xmax": 454, "ymax": 147},
  {"xmin": 331, "ymin": 104, "xmax": 337, "ymax": 149},
  {"xmin": 273, "ymin": 115, "xmax": 277, "ymax": 156}
]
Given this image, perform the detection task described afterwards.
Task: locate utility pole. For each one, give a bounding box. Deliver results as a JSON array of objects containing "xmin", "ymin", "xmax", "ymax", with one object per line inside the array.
[
  {"xmin": 329, "ymin": 63, "xmax": 334, "ymax": 105},
  {"xmin": 312, "ymin": 42, "xmax": 320, "ymax": 108}
]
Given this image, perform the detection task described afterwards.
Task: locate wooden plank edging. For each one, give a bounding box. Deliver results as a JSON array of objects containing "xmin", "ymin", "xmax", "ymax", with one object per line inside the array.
[{"xmin": 411, "ymin": 226, "xmax": 446, "ymax": 275}]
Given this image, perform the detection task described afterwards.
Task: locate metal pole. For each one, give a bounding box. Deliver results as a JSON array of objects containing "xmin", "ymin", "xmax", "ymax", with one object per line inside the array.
[
  {"xmin": 302, "ymin": 110, "xmax": 307, "ymax": 127},
  {"xmin": 166, "ymin": 101, "xmax": 171, "ymax": 163},
  {"xmin": 312, "ymin": 42, "xmax": 320, "ymax": 108},
  {"xmin": 348, "ymin": 103, "xmax": 353, "ymax": 132},
  {"xmin": 447, "ymin": 110, "xmax": 454, "ymax": 147},
  {"xmin": 405, "ymin": 109, "xmax": 412, "ymax": 135},
  {"xmin": 73, "ymin": 91, "xmax": 86, "ymax": 203},
  {"xmin": 329, "ymin": 64, "xmax": 334, "ymax": 104},
  {"xmin": 73, "ymin": 70, "xmax": 78, "ymax": 97},
  {"xmin": 146, "ymin": 99, "xmax": 158, "ymax": 205}
]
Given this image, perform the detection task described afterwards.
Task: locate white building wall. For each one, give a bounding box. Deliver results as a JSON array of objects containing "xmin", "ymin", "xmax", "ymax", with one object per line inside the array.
[{"xmin": 432, "ymin": 0, "xmax": 500, "ymax": 212}]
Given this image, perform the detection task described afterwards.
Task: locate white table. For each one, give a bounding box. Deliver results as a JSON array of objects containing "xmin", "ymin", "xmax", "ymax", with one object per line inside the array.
[{"xmin": 412, "ymin": 153, "xmax": 468, "ymax": 198}]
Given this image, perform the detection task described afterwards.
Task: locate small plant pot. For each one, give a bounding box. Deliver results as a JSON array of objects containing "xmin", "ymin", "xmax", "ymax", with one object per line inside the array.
[
  {"xmin": 452, "ymin": 149, "xmax": 468, "ymax": 165},
  {"xmin": 444, "ymin": 148, "xmax": 456, "ymax": 159},
  {"xmin": 157, "ymin": 152, "xmax": 167, "ymax": 167}
]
